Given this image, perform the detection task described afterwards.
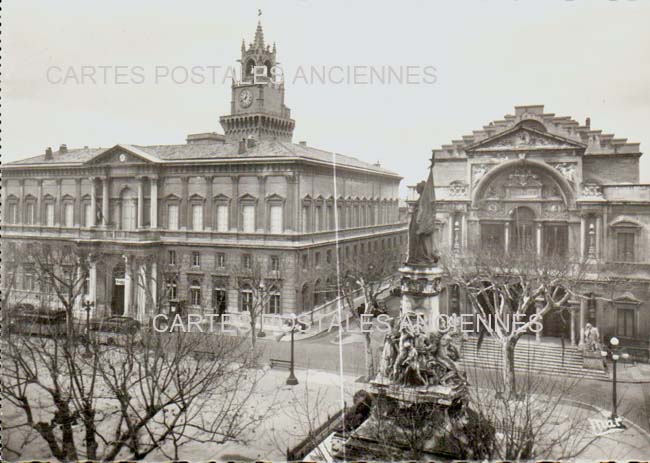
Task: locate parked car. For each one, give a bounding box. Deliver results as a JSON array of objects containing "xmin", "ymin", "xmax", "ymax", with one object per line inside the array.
[
  {"xmin": 85, "ymin": 316, "xmax": 142, "ymax": 346},
  {"xmin": 7, "ymin": 306, "xmax": 67, "ymax": 337}
]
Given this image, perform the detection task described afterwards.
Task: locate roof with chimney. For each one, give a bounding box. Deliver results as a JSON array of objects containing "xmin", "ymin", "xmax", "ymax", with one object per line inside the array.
[
  {"xmin": 432, "ymin": 105, "xmax": 641, "ymax": 158},
  {"xmin": 5, "ymin": 139, "xmax": 401, "ymax": 177}
]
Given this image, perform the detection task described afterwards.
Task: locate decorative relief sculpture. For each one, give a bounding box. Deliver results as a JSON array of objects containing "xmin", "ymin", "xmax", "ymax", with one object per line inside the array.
[
  {"xmin": 471, "ymin": 164, "xmax": 490, "ymax": 187},
  {"xmin": 582, "ymin": 181, "xmax": 604, "ymax": 198},
  {"xmin": 550, "ymin": 162, "xmax": 577, "ymax": 184},
  {"xmin": 448, "ymin": 180, "xmax": 468, "ymax": 197}
]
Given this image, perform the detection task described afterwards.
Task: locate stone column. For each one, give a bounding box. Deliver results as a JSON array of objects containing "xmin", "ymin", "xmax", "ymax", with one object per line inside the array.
[
  {"xmin": 535, "ymin": 304, "xmax": 542, "ymax": 343},
  {"xmin": 150, "ymin": 260, "xmax": 158, "ymax": 313},
  {"xmin": 504, "ymin": 222, "xmax": 510, "ymax": 253},
  {"xmin": 231, "ymin": 175, "xmax": 240, "ymax": 231},
  {"xmin": 536, "ymin": 223, "xmax": 543, "ymax": 257},
  {"xmin": 74, "ymin": 178, "xmax": 82, "ymax": 226},
  {"xmin": 595, "ymin": 216, "xmax": 602, "ymax": 260},
  {"xmin": 137, "ymin": 176, "xmax": 145, "ymax": 228},
  {"xmin": 89, "ymin": 260, "xmax": 97, "ymax": 304},
  {"xmin": 89, "ymin": 177, "xmax": 97, "ymax": 227},
  {"xmin": 180, "ymin": 177, "xmax": 189, "ymax": 230},
  {"xmin": 570, "ymin": 308, "xmax": 576, "ymax": 346},
  {"xmin": 150, "ymin": 176, "xmax": 158, "ymax": 228},
  {"xmin": 123, "ymin": 255, "xmax": 132, "ymax": 316},
  {"xmin": 579, "ymin": 216, "xmax": 586, "ymax": 260},
  {"xmin": 461, "ymin": 214, "xmax": 468, "ymax": 252},
  {"xmin": 102, "ymin": 177, "xmax": 110, "ymax": 226},
  {"xmin": 18, "ymin": 179, "xmax": 25, "ymax": 224},
  {"xmin": 36, "ymin": 179, "xmax": 43, "ymax": 225},
  {"xmin": 137, "ymin": 262, "xmax": 147, "ymax": 320},
  {"xmin": 257, "ymin": 175, "xmax": 267, "ymax": 232},
  {"xmin": 55, "ymin": 179, "xmax": 62, "ymax": 226},
  {"xmin": 204, "ymin": 176, "xmax": 213, "ymax": 231},
  {"xmin": 579, "ymin": 298, "xmax": 587, "ymax": 344}
]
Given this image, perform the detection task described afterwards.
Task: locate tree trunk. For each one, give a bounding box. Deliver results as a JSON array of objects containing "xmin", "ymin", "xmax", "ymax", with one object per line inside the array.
[
  {"xmin": 364, "ymin": 331, "xmax": 375, "ymax": 379},
  {"xmin": 502, "ymin": 338, "xmax": 516, "ymax": 398}
]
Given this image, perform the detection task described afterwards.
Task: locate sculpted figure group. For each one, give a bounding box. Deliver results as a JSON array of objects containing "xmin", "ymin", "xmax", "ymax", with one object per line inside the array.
[{"xmin": 378, "ymin": 313, "xmax": 466, "ymax": 390}]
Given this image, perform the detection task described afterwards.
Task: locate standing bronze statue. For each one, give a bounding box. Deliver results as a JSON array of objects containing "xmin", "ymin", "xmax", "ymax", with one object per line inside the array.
[{"xmin": 407, "ymin": 154, "xmax": 439, "ymax": 265}]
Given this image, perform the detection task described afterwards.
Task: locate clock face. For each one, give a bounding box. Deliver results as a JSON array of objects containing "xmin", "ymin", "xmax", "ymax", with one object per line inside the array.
[
  {"xmin": 119, "ymin": 153, "xmax": 126, "ymax": 162},
  {"xmin": 239, "ymin": 89, "xmax": 253, "ymax": 108}
]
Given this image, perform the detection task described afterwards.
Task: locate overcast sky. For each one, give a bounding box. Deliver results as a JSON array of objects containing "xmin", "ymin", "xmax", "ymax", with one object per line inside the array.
[{"xmin": 4, "ymin": 0, "xmax": 650, "ymax": 194}]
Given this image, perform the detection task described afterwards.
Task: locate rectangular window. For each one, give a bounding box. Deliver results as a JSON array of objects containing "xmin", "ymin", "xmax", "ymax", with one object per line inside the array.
[
  {"xmin": 63, "ymin": 203, "xmax": 74, "ymax": 227},
  {"xmin": 616, "ymin": 307, "xmax": 635, "ymax": 338},
  {"xmin": 480, "ymin": 223, "xmax": 505, "ymax": 252},
  {"xmin": 241, "ymin": 290, "xmax": 253, "ymax": 311},
  {"xmin": 269, "ymin": 293, "xmax": 281, "ymax": 314},
  {"xmin": 192, "ymin": 204, "xmax": 203, "ymax": 231},
  {"xmin": 270, "ymin": 256, "xmax": 279, "ymax": 272},
  {"xmin": 216, "ymin": 205, "xmax": 229, "ymax": 232},
  {"xmin": 326, "ymin": 250, "xmax": 332, "ymax": 264},
  {"xmin": 190, "ymin": 284, "xmax": 202, "ymax": 306},
  {"xmin": 168, "ymin": 250, "xmax": 176, "ymax": 265},
  {"xmin": 45, "ymin": 203, "xmax": 55, "ymax": 226},
  {"xmin": 25, "ymin": 203, "xmax": 35, "ymax": 225},
  {"xmin": 302, "ymin": 206, "xmax": 309, "ymax": 233},
  {"xmin": 167, "ymin": 204, "xmax": 179, "ymax": 230},
  {"xmin": 302, "ymin": 254, "xmax": 308, "ymax": 269},
  {"xmin": 192, "ymin": 251, "xmax": 201, "ymax": 267},
  {"xmin": 216, "ymin": 253, "xmax": 226, "ymax": 269},
  {"xmin": 616, "ymin": 232, "xmax": 635, "ymax": 262},
  {"xmin": 168, "ymin": 282, "xmax": 178, "ymax": 300},
  {"xmin": 315, "ymin": 252, "xmax": 321, "ymax": 267},
  {"xmin": 315, "ymin": 206, "xmax": 322, "ymax": 231},
  {"xmin": 270, "ymin": 204, "xmax": 283, "ymax": 233},
  {"xmin": 8, "ymin": 204, "xmax": 17, "ymax": 224},
  {"xmin": 242, "ymin": 254, "xmax": 252, "ymax": 269},
  {"xmin": 84, "ymin": 203, "xmax": 92, "ymax": 227},
  {"xmin": 242, "ymin": 205, "xmax": 255, "ymax": 233}
]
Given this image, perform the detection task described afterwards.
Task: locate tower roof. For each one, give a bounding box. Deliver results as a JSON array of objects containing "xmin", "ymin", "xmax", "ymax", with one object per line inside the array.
[{"xmin": 253, "ymin": 20, "xmax": 265, "ymax": 50}]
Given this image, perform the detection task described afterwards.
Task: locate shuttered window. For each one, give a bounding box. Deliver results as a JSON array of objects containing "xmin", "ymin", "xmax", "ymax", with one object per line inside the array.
[
  {"xmin": 192, "ymin": 204, "xmax": 203, "ymax": 231},
  {"xmin": 167, "ymin": 204, "xmax": 179, "ymax": 230},
  {"xmin": 616, "ymin": 232, "xmax": 635, "ymax": 262},
  {"xmin": 242, "ymin": 205, "xmax": 255, "ymax": 233}
]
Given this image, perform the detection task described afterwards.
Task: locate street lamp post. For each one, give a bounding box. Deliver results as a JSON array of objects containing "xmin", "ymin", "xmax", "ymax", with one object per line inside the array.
[
  {"xmin": 600, "ymin": 336, "xmax": 629, "ymax": 429},
  {"xmin": 286, "ymin": 313, "xmax": 299, "ymax": 386},
  {"xmin": 82, "ymin": 298, "xmax": 94, "ymax": 358}
]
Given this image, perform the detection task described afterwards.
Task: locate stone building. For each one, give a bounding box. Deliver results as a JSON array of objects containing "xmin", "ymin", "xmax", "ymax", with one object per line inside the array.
[
  {"xmin": 412, "ymin": 105, "xmax": 649, "ymax": 345},
  {"xmin": 2, "ymin": 21, "xmax": 406, "ymax": 322}
]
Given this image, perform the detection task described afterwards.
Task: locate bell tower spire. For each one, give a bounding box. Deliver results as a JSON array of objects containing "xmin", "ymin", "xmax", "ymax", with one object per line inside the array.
[{"xmin": 220, "ymin": 18, "xmax": 295, "ymax": 143}]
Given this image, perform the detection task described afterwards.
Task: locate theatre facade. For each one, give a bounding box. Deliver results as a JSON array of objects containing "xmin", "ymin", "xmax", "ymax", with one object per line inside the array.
[
  {"xmin": 414, "ymin": 105, "xmax": 650, "ymax": 345},
  {"xmin": 2, "ymin": 21, "xmax": 406, "ymax": 322}
]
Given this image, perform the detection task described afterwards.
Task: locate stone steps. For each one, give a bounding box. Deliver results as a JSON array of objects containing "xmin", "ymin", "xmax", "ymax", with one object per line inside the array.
[{"xmin": 459, "ymin": 336, "xmax": 609, "ymax": 380}]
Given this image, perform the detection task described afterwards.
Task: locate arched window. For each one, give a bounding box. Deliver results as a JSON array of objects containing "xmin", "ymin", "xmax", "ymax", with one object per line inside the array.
[{"xmin": 245, "ymin": 59, "xmax": 256, "ymax": 79}]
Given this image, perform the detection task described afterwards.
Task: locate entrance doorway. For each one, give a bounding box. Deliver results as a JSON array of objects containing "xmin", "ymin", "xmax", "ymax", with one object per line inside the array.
[{"xmin": 112, "ymin": 264, "xmax": 125, "ymax": 315}]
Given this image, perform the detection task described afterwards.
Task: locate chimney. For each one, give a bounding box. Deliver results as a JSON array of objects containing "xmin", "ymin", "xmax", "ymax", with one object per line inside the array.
[
  {"xmin": 59, "ymin": 144, "xmax": 68, "ymax": 153},
  {"xmin": 585, "ymin": 117, "xmax": 591, "ymax": 129},
  {"xmin": 299, "ymin": 141, "xmax": 307, "ymax": 146},
  {"xmin": 45, "ymin": 147, "xmax": 53, "ymax": 160}
]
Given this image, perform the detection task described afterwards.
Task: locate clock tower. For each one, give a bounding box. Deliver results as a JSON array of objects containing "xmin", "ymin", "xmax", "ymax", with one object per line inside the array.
[{"xmin": 220, "ymin": 21, "xmax": 295, "ymax": 142}]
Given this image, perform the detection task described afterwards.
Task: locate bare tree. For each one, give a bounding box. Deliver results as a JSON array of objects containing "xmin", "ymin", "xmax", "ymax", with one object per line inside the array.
[
  {"xmin": 230, "ymin": 255, "xmax": 283, "ymax": 348},
  {"xmin": 1, "ymin": 327, "xmax": 270, "ymax": 461},
  {"xmin": 132, "ymin": 253, "xmax": 184, "ymax": 323},
  {"xmin": 442, "ymin": 247, "xmax": 586, "ymax": 398},
  {"xmin": 3, "ymin": 242, "xmax": 96, "ymax": 339},
  {"xmin": 331, "ymin": 246, "xmax": 402, "ymax": 380}
]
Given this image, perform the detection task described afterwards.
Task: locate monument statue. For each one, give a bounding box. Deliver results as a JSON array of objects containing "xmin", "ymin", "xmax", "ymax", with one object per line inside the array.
[
  {"xmin": 407, "ymin": 155, "xmax": 440, "ymax": 265},
  {"xmin": 579, "ymin": 323, "xmax": 602, "ymax": 352}
]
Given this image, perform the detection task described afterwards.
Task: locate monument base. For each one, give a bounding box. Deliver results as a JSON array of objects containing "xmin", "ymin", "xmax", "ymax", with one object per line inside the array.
[{"xmin": 582, "ymin": 350, "xmax": 606, "ymax": 371}]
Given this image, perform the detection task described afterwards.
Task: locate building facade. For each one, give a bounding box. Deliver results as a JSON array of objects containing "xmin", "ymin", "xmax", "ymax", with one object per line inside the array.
[
  {"xmin": 2, "ymin": 21, "xmax": 407, "ymax": 322},
  {"xmin": 413, "ymin": 105, "xmax": 649, "ymax": 345}
]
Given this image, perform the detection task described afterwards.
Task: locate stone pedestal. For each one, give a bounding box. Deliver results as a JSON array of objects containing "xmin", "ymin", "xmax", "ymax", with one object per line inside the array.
[
  {"xmin": 399, "ymin": 264, "xmax": 443, "ymax": 329},
  {"xmin": 582, "ymin": 350, "xmax": 606, "ymax": 371}
]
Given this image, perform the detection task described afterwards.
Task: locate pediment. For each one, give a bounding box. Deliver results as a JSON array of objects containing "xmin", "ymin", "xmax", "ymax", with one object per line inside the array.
[
  {"xmin": 466, "ymin": 127, "xmax": 586, "ymax": 153},
  {"xmin": 85, "ymin": 144, "xmax": 160, "ymax": 166}
]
